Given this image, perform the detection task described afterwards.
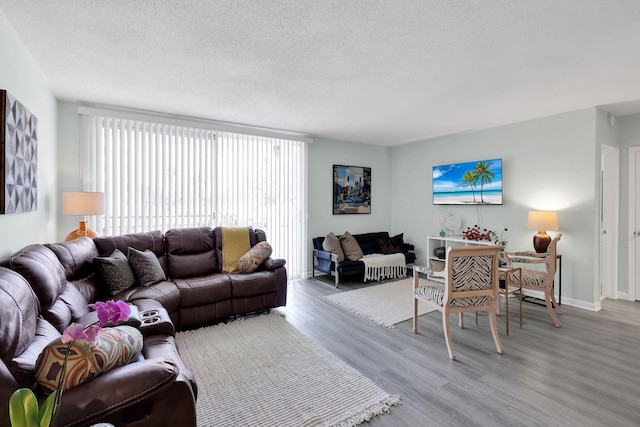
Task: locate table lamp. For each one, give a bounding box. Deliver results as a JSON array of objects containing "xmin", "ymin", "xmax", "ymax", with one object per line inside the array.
[
  {"xmin": 62, "ymin": 192, "xmax": 105, "ymax": 241},
  {"xmin": 527, "ymin": 210, "xmax": 558, "ymax": 253}
]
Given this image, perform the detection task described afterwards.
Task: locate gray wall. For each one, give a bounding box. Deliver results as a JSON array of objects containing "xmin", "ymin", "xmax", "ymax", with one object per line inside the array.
[
  {"xmin": 0, "ymin": 11, "xmax": 59, "ymax": 257},
  {"xmin": 390, "ymin": 108, "xmax": 599, "ymax": 308},
  {"xmin": 308, "ymin": 138, "xmax": 392, "ymax": 242}
]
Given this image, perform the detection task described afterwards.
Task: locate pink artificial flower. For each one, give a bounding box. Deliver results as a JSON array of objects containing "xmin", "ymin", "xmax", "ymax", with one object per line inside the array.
[
  {"xmin": 84, "ymin": 325, "xmax": 101, "ymax": 342},
  {"xmin": 92, "ymin": 300, "xmax": 131, "ymax": 327},
  {"xmin": 61, "ymin": 323, "xmax": 89, "ymax": 344}
]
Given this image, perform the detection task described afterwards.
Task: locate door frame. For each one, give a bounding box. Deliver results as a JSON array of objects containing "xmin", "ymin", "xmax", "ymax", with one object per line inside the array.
[
  {"xmin": 600, "ymin": 144, "xmax": 619, "ymax": 300},
  {"xmin": 628, "ymin": 146, "xmax": 640, "ymax": 301}
]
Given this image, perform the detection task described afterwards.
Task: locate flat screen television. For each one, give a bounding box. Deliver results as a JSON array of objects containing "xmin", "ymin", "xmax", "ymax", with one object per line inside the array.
[{"xmin": 433, "ymin": 158, "xmax": 503, "ymax": 205}]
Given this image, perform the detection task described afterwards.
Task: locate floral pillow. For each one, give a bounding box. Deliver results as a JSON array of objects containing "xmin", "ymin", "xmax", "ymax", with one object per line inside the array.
[
  {"xmin": 238, "ymin": 241, "xmax": 272, "ymax": 273},
  {"xmin": 35, "ymin": 325, "xmax": 143, "ymax": 393}
]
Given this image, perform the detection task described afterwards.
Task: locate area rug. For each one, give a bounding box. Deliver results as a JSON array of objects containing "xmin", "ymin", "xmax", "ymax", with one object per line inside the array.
[
  {"xmin": 326, "ymin": 278, "xmax": 435, "ymax": 328},
  {"xmin": 175, "ymin": 314, "xmax": 400, "ymax": 427}
]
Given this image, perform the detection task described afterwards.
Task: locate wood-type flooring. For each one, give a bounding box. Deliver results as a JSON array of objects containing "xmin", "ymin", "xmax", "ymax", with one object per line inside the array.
[{"xmin": 274, "ymin": 276, "xmax": 640, "ymax": 427}]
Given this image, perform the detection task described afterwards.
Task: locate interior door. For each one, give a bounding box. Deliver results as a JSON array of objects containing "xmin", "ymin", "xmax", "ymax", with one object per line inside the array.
[
  {"xmin": 600, "ymin": 145, "xmax": 619, "ymax": 300},
  {"xmin": 632, "ymin": 148, "xmax": 640, "ymax": 301}
]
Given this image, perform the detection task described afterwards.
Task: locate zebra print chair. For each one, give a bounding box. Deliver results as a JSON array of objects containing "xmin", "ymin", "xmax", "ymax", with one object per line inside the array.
[
  {"xmin": 506, "ymin": 234, "xmax": 562, "ymax": 327},
  {"xmin": 413, "ymin": 245, "xmax": 503, "ymax": 360}
]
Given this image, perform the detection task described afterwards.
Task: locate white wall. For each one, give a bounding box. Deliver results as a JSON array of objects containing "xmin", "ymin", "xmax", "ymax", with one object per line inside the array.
[
  {"xmin": 391, "ymin": 108, "xmax": 599, "ymax": 307},
  {"xmin": 308, "ymin": 138, "xmax": 392, "ymax": 246},
  {"xmin": 0, "ymin": 11, "xmax": 58, "ymax": 257}
]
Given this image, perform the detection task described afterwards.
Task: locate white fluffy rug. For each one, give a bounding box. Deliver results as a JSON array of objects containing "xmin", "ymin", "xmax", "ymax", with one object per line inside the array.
[
  {"xmin": 326, "ymin": 278, "xmax": 435, "ymax": 328},
  {"xmin": 175, "ymin": 314, "xmax": 400, "ymax": 427}
]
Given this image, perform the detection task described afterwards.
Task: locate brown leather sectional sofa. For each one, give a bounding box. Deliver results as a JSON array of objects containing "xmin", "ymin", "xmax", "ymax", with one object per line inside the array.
[{"xmin": 0, "ymin": 226, "xmax": 287, "ymax": 427}]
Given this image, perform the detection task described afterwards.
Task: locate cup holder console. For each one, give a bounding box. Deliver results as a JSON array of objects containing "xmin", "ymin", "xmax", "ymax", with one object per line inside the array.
[{"xmin": 137, "ymin": 308, "xmax": 174, "ymax": 336}]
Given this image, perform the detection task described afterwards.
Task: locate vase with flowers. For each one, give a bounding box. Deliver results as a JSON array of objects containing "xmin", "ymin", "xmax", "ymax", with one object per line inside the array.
[
  {"xmin": 461, "ymin": 224, "xmax": 494, "ymax": 241},
  {"xmin": 8, "ymin": 300, "xmax": 131, "ymax": 427}
]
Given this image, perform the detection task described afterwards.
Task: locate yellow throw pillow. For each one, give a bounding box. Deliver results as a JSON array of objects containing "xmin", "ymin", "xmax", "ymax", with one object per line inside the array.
[
  {"xmin": 222, "ymin": 227, "xmax": 251, "ymax": 273},
  {"xmin": 35, "ymin": 325, "xmax": 143, "ymax": 393}
]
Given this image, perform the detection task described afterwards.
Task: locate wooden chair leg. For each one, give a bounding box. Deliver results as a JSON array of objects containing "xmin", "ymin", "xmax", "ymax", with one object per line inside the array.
[
  {"xmin": 545, "ymin": 292, "xmax": 562, "ymax": 327},
  {"xmin": 442, "ymin": 312, "xmax": 455, "ymax": 360},
  {"xmin": 413, "ymin": 298, "xmax": 419, "ymax": 333},
  {"xmin": 550, "ymin": 289, "xmax": 564, "ymax": 314},
  {"xmin": 488, "ymin": 310, "xmax": 504, "ymax": 354},
  {"xmin": 458, "ymin": 312, "xmax": 464, "ymax": 328}
]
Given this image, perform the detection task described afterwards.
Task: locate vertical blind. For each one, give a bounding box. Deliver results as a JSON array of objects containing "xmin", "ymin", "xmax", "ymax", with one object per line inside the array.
[{"xmin": 81, "ymin": 113, "xmax": 308, "ymax": 279}]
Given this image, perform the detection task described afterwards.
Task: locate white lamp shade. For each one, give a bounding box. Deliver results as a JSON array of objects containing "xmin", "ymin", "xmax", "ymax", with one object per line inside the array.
[
  {"xmin": 527, "ymin": 210, "xmax": 559, "ymax": 231},
  {"xmin": 62, "ymin": 192, "xmax": 105, "ymax": 216}
]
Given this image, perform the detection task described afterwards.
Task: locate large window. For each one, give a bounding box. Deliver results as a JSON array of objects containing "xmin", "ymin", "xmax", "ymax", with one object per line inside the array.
[{"xmin": 81, "ymin": 110, "xmax": 308, "ymax": 279}]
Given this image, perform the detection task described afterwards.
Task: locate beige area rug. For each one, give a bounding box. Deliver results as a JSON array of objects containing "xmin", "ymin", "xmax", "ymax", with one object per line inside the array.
[
  {"xmin": 326, "ymin": 278, "xmax": 435, "ymax": 328},
  {"xmin": 175, "ymin": 314, "xmax": 400, "ymax": 427}
]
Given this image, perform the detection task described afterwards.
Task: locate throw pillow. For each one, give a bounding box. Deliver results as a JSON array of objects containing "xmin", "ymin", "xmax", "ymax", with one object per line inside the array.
[
  {"xmin": 127, "ymin": 248, "xmax": 166, "ymax": 287},
  {"xmin": 35, "ymin": 325, "xmax": 143, "ymax": 393},
  {"xmin": 340, "ymin": 231, "xmax": 364, "ymax": 261},
  {"xmin": 322, "ymin": 232, "xmax": 345, "ymax": 262},
  {"xmin": 93, "ymin": 249, "xmax": 136, "ymax": 295},
  {"xmin": 377, "ymin": 238, "xmax": 402, "ymax": 254},
  {"xmin": 238, "ymin": 241, "xmax": 273, "ymax": 273},
  {"xmin": 390, "ymin": 233, "xmax": 405, "ymax": 248}
]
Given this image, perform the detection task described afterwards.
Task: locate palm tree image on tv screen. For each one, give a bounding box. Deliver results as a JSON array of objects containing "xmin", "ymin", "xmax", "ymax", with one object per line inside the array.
[{"xmin": 432, "ymin": 159, "xmax": 503, "ymax": 205}]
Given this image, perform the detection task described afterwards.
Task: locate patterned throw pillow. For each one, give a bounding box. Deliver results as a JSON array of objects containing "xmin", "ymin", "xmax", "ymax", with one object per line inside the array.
[
  {"xmin": 322, "ymin": 232, "xmax": 345, "ymax": 262},
  {"xmin": 35, "ymin": 325, "xmax": 143, "ymax": 393},
  {"xmin": 93, "ymin": 249, "xmax": 136, "ymax": 295},
  {"xmin": 377, "ymin": 238, "xmax": 402, "ymax": 254},
  {"xmin": 340, "ymin": 231, "xmax": 364, "ymax": 261},
  {"xmin": 238, "ymin": 241, "xmax": 273, "ymax": 273},
  {"xmin": 127, "ymin": 247, "xmax": 166, "ymax": 287}
]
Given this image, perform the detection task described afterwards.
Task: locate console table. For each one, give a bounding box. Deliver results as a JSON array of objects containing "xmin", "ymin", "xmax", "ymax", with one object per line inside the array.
[{"xmin": 426, "ymin": 235, "xmax": 492, "ymax": 281}]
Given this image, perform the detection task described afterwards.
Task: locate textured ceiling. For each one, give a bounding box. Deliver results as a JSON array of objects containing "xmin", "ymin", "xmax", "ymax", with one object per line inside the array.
[{"xmin": 2, "ymin": 1, "xmax": 640, "ymax": 145}]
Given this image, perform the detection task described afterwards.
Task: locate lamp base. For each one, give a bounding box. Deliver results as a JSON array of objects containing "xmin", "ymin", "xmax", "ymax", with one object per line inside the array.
[
  {"xmin": 533, "ymin": 231, "xmax": 551, "ymax": 253},
  {"xmin": 65, "ymin": 221, "xmax": 99, "ymax": 241}
]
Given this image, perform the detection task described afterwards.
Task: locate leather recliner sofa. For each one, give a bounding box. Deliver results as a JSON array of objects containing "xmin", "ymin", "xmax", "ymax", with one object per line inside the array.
[{"xmin": 0, "ymin": 226, "xmax": 287, "ymax": 427}]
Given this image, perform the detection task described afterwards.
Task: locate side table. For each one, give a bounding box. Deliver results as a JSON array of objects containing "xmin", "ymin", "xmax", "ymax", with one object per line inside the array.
[{"xmin": 498, "ymin": 266, "xmax": 522, "ymax": 335}]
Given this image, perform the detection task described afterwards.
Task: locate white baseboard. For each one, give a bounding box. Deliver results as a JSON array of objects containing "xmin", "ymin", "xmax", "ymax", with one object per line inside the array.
[{"xmin": 521, "ymin": 289, "xmax": 601, "ymax": 311}]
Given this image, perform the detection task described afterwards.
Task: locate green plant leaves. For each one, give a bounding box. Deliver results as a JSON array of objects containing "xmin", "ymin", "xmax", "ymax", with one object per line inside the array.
[
  {"xmin": 8, "ymin": 388, "xmax": 58, "ymax": 427},
  {"xmin": 9, "ymin": 388, "xmax": 38, "ymax": 427}
]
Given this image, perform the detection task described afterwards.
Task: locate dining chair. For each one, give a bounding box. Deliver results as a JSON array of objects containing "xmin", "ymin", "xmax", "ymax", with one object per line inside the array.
[
  {"xmin": 413, "ymin": 245, "xmax": 503, "ymax": 360},
  {"xmin": 505, "ymin": 234, "xmax": 563, "ymax": 327}
]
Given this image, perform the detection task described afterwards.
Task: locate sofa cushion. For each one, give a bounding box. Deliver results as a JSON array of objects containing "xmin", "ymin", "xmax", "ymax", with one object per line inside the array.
[
  {"xmin": 94, "ymin": 249, "xmax": 137, "ymax": 295},
  {"xmin": 46, "ymin": 237, "xmax": 98, "ymax": 281},
  {"xmin": 174, "ymin": 274, "xmax": 231, "ymax": 307},
  {"xmin": 35, "ymin": 325, "xmax": 143, "ymax": 393},
  {"xmin": 238, "ymin": 242, "xmax": 272, "ymax": 273},
  {"xmin": 340, "ymin": 231, "xmax": 363, "ymax": 261},
  {"xmin": 0, "ymin": 244, "xmax": 67, "ymax": 313},
  {"xmin": 165, "ymin": 227, "xmax": 217, "ymax": 279},
  {"xmin": 322, "ymin": 232, "xmax": 345, "ymax": 262},
  {"xmin": 128, "ymin": 248, "xmax": 167, "ymax": 287},
  {"xmin": 0, "ymin": 267, "xmax": 39, "ymax": 362}
]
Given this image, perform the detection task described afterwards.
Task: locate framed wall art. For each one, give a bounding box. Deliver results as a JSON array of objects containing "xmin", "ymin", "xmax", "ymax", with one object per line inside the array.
[
  {"xmin": 333, "ymin": 164, "xmax": 371, "ymax": 214},
  {"xmin": 0, "ymin": 90, "xmax": 38, "ymax": 214}
]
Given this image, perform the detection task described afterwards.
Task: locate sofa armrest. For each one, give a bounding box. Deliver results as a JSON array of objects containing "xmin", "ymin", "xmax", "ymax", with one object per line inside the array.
[
  {"xmin": 402, "ymin": 243, "xmax": 415, "ymax": 252},
  {"xmin": 55, "ymin": 357, "xmax": 187, "ymax": 426},
  {"xmin": 263, "ymin": 257, "xmax": 286, "ymax": 270}
]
